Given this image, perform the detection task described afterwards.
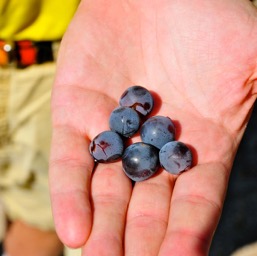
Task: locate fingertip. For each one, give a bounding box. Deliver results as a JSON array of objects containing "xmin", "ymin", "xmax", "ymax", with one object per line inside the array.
[{"xmin": 52, "ymin": 192, "xmax": 92, "ymax": 248}]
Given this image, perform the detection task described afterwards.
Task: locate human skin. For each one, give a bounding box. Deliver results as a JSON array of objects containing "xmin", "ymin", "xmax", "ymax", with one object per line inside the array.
[
  {"xmin": 4, "ymin": 221, "xmax": 63, "ymax": 256},
  {"xmin": 49, "ymin": 0, "xmax": 257, "ymax": 255}
]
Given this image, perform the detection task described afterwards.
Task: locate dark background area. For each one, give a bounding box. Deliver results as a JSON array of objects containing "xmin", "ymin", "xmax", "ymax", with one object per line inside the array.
[{"xmin": 210, "ymin": 103, "xmax": 257, "ymax": 256}]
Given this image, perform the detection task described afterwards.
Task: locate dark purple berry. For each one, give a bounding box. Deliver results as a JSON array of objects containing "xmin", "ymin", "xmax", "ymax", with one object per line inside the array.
[
  {"xmin": 159, "ymin": 141, "xmax": 192, "ymax": 175},
  {"xmin": 122, "ymin": 142, "xmax": 159, "ymax": 182},
  {"xmin": 89, "ymin": 131, "xmax": 124, "ymax": 163},
  {"xmin": 119, "ymin": 85, "xmax": 154, "ymax": 116},
  {"xmin": 109, "ymin": 106, "xmax": 140, "ymax": 138},
  {"xmin": 140, "ymin": 116, "xmax": 175, "ymax": 149}
]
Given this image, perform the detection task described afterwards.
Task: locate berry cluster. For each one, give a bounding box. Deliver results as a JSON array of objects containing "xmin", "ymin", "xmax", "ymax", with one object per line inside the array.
[{"xmin": 89, "ymin": 85, "xmax": 193, "ymax": 182}]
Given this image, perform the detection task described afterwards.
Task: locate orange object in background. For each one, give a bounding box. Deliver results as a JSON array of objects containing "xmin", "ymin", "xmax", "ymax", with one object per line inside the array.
[
  {"xmin": 0, "ymin": 40, "xmax": 11, "ymax": 66},
  {"xmin": 16, "ymin": 40, "xmax": 37, "ymax": 66}
]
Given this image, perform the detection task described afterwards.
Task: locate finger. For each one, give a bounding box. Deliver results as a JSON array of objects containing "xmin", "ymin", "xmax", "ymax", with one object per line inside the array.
[
  {"xmin": 82, "ymin": 162, "xmax": 132, "ymax": 256},
  {"xmin": 158, "ymin": 162, "xmax": 229, "ymax": 256},
  {"xmin": 125, "ymin": 171, "xmax": 174, "ymax": 256},
  {"xmin": 49, "ymin": 125, "xmax": 93, "ymax": 248}
]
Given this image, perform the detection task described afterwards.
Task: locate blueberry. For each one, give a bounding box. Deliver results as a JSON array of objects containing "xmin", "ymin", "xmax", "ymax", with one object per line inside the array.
[
  {"xmin": 89, "ymin": 131, "xmax": 124, "ymax": 163},
  {"xmin": 119, "ymin": 85, "xmax": 154, "ymax": 116},
  {"xmin": 140, "ymin": 116, "xmax": 175, "ymax": 149},
  {"xmin": 109, "ymin": 106, "xmax": 140, "ymax": 138},
  {"xmin": 159, "ymin": 141, "xmax": 192, "ymax": 175},
  {"xmin": 122, "ymin": 142, "xmax": 160, "ymax": 182}
]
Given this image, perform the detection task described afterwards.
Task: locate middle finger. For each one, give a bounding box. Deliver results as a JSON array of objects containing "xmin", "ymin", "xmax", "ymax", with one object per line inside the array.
[
  {"xmin": 125, "ymin": 171, "xmax": 174, "ymax": 256},
  {"xmin": 82, "ymin": 163, "xmax": 132, "ymax": 256}
]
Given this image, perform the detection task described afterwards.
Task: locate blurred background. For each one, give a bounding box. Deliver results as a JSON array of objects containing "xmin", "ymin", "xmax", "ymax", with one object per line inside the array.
[{"xmin": 1, "ymin": 1, "xmax": 257, "ymax": 256}]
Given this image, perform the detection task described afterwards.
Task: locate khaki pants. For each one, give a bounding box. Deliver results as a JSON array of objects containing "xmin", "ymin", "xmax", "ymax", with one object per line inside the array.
[
  {"xmin": 65, "ymin": 247, "xmax": 82, "ymax": 256},
  {"xmin": 0, "ymin": 63, "xmax": 54, "ymax": 232},
  {"xmin": 231, "ymin": 242, "xmax": 257, "ymax": 256},
  {"xmin": 0, "ymin": 61, "xmax": 81, "ymax": 256}
]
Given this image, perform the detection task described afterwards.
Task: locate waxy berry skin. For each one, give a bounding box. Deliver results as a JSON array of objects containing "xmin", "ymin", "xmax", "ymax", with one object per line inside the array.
[
  {"xmin": 119, "ymin": 85, "xmax": 154, "ymax": 116},
  {"xmin": 159, "ymin": 141, "xmax": 192, "ymax": 175},
  {"xmin": 109, "ymin": 106, "xmax": 141, "ymax": 138},
  {"xmin": 89, "ymin": 131, "xmax": 124, "ymax": 163},
  {"xmin": 122, "ymin": 142, "xmax": 160, "ymax": 182},
  {"xmin": 88, "ymin": 85, "xmax": 194, "ymax": 180},
  {"xmin": 140, "ymin": 116, "xmax": 176, "ymax": 149}
]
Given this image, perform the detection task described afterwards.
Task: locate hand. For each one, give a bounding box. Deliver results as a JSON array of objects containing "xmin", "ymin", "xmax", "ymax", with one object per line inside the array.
[{"xmin": 49, "ymin": 0, "xmax": 257, "ymax": 255}]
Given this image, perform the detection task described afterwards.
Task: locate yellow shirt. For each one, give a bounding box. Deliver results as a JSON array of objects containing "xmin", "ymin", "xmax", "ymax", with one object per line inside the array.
[{"xmin": 0, "ymin": 0, "xmax": 80, "ymax": 41}]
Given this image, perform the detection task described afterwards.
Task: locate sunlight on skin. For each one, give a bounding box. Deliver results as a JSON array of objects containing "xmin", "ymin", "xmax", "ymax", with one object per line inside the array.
[{"xmin": 49, "ymin": 0, "xmax": 257, "ymax": 255}]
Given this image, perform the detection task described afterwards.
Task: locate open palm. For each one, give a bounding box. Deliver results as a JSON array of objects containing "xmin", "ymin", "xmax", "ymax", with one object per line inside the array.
[{"xmin": 49, "ymin": 1, "xmax": 257, "ymax": 255}]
